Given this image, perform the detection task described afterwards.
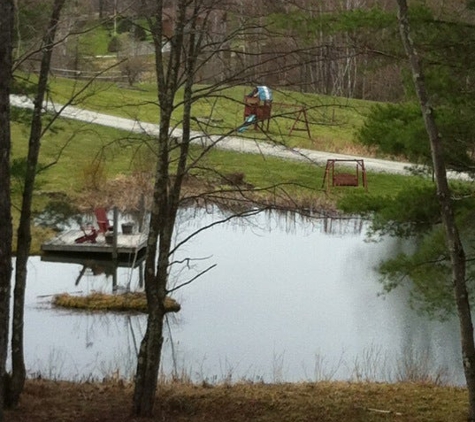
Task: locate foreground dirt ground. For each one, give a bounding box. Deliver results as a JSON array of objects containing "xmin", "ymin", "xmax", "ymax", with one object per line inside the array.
[{"xmin": 5, "ymin": 379, "xmax": 469, "ymax": 422}]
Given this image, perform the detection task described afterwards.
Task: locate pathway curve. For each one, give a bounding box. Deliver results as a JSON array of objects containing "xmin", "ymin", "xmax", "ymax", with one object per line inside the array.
[{"xmin": 9, "ymin": 94, "xmax": 455, "ymax": 177}]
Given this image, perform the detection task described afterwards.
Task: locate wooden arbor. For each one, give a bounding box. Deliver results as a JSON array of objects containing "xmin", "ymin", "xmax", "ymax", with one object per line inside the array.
[
  {"xmin": 322, "ymin": 159, "xmax": 368, "ymax": 192},
  {"xmin": 276, "ymin": 103, "xmax": 311, "ymax": 139}
]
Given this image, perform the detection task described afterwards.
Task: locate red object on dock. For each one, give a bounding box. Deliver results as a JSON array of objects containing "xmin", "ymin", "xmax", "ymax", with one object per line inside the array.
[
  {"xmin": 74, "ymin": 226, "xmax": 98, "ymax": 244},
  {"xmin": 94, "ymin": 208, "xmax": 113, "ymax": 233}
]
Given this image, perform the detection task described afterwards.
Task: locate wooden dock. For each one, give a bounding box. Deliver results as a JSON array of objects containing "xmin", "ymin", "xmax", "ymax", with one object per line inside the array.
[{"xmin": 41, "ymin": 230, "xmax": 148, "ymax": 256}]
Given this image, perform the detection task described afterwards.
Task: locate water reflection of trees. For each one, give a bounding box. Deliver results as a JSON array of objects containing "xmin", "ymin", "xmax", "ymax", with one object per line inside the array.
[
  {"xmin": 64, "ymin": 312, "xmax": 146, "ymax": 380},
  {"xmin": 175, "ymin": 206, "xmax": 365, "ymax": 237},
  {"xmin": 37, "ymin": 203, "xmax": 366, "ymax": 244},
  {"xmin": 321, "ymin": 216, "xmax": 364, "ymax": 236}
]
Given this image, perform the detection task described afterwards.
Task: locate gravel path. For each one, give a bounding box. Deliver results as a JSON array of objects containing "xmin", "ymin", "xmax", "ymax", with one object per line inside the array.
[{"xmin": 10, "ymin": 94, "xmax": 457, "ymax": 177}]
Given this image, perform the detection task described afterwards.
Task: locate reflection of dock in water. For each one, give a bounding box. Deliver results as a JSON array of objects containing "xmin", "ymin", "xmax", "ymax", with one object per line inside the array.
[
  {"xmin": 40, "ymin": 249, "xmax": 146, "ymax": 268},
  {"xmin": 41, "ymin": 231, "xmax": 147, "ymax": 290}
]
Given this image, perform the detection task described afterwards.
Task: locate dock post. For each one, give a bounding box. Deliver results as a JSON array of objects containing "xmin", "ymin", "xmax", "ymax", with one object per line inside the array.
[
  {"xmin": 112, "ymin": 207, "xmax": 119, "ymax": 261},
  {"xmin": 112, "ymin": 207, "xmax": 119, "ymax": 291},
  {"xmin": 138, "ymin": 193, "xmax": 145, "ymax": 233}
]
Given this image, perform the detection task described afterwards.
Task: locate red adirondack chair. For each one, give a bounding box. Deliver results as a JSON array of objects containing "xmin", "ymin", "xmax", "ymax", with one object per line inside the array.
[
  {"xmin": 74, "ymin": 225, "xmax": 98, "ymax": 244},
  {"xmin": 94, "ymin": 208, "xmax": 113, "ymax": 233}
]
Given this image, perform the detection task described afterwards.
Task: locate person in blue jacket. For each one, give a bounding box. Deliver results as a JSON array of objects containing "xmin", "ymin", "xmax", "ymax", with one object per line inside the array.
[{"xmin": 248, "ymin": 85, "xmax": 273, "ymax": 102}]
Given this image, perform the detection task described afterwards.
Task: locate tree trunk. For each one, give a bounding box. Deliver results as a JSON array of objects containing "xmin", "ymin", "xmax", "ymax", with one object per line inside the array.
[
  {"xmin": 99, "ymin": 0, "xmax": 104, "ymax": 19},
  {"xmin": 0, "ymin": 0, "xmax": 14, "ymax": 419},
  {"xmin": 8, "ymin": 0, "xmax": 66, "ymax": 408},
  {"xmin": 132, "ymin": 0, "xmax": 203, "ymax": 415},
  {"xmin": 132, "ymin": 122, "xmax": 171, "ymax": 415},
  {"xmin": 132, "ymin": 305, "xmax": 164, "ymax": 415},
  {"xmin": 132, "ymin": 0, "xmax": 173, "ymax": 414},
  {"xmin": 397, "ymin": 1, "xmax": 475, "ymax": 420}
]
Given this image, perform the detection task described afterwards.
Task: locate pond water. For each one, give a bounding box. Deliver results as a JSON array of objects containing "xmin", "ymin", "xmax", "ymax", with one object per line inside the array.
[{"xmin": 21, "ymin": 208, "xmax": 464, "ymax": 385}]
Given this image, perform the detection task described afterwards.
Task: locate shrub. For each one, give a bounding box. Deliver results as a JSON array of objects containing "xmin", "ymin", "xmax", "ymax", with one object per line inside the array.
[{"xmin": 107, "ymin": 36, "xmax": 121, "ymax": 53}]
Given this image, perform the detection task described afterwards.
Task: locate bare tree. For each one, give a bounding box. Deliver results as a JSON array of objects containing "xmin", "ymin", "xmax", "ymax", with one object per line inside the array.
[
  {"xmin": 131, "ymin": 0, "xmax": 315, "ymax": 415},
  {"xmin": 7, "ymin": 0, "xmax": 68, "ymax": 408},
  {"xmin": 397, "ymin": 1, "xmax": 475, "ymax": 420},
  {"xmin": 9, "ymin": 0, "xmax": 125, "ymax": 407},
  {"xmin": 132, "ymin": 0, "xmax": 214, "ymax": 414},
  {"xmin": 0, "ymin": 0, "xmax": 14, "ymax": 420}
]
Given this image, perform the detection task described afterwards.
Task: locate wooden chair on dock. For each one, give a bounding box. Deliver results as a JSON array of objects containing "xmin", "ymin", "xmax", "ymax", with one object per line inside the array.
[
  {"xmin": 74, "ymin": 225, "xmax": 98, "ymax": 244},
  {"xmin": 94, "ymin": 208, "xmax": 113, "ymax": 233}
]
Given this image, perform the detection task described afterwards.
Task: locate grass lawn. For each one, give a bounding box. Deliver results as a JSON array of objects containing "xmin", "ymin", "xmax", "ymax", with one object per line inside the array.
[
  {"xmin": 10, "ymin": 113, "xmax": 409, "ymax": 202},
  {"xmin": 16, "ymin": 73, "xmax": 375, "ymax": 154},
  {"xmin": 10, "ymin": 73, "xmax": 403, "ymax": 199}
]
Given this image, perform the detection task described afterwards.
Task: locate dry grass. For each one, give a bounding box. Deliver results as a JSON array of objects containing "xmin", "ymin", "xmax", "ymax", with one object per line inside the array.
[
  {"xmin": 73, "ymin": 171, "xmax": 338, "ymax": 216},
  {"xmin": 74, "ymin": 172, "xmax": 154, "ymax": 213},
  {"xmin": 6, "ymin": 379, "xmax": 469, "ymax": 422},
  {"xmin": 53, "ymin": 292, "xmax": 181, "ymax": 314}
]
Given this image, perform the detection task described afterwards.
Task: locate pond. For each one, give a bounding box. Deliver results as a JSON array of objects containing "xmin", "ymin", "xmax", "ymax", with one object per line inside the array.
[{"xmin": 21, "ymin": 208, "xmax": 464, "ymax": 385}]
